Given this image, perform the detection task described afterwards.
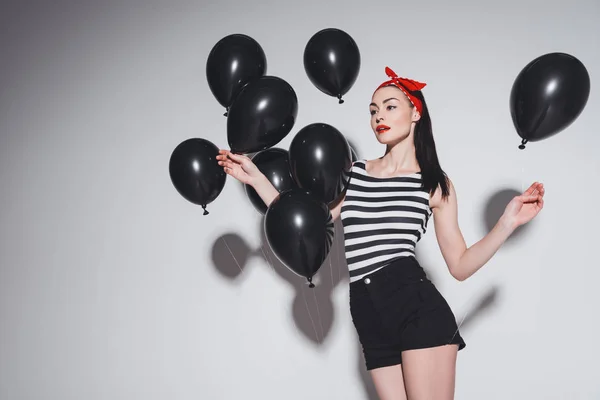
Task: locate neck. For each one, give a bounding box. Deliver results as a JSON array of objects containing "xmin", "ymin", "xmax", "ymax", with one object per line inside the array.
[{"xmin": 381, "ymin": 131, "xmax": 419, "ymax": 173}]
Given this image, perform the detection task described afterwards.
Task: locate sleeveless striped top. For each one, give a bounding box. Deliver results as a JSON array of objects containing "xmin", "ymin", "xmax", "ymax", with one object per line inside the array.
[{"xmin": 340, "ymin": 160, "xmax": 432, "ymax": 283}]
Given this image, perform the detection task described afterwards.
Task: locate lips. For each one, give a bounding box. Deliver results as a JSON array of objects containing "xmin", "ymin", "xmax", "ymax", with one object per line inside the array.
[{"xmin": 376, "ymin": 124, "xmax": 390, "ymax": 134}]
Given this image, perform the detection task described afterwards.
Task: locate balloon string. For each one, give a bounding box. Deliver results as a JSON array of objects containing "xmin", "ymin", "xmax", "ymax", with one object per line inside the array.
[
  {"xmin": 520, "ymin": 147, "xmax": 527, "ymax": 193},
  {"xmin": 329, "ymin": 258, "xmax": 334, "ymax": 288},
  {"xmin": 302, "ymin": 284, "xmax": 321, "ymax": 344},
  {"xmin": 221, "ymin": 237, "xmax": 243, "ymax": 273},
  {"xmin": 522, "ymin": 165, "xmax": 525, "ymax": 193},
  {"xmin": 312, "ymin": 284, "xmax": 325, "ymax": 342},
  {"xmin": 260, "ymin": 244, "xmax": 276, "ymax": 273},
  {"xmin": 448, "ymin": 288, "xmax": 480, "ymax": 345}
]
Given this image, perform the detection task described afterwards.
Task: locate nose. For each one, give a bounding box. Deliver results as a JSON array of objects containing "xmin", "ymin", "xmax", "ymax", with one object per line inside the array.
[{"xmin": 376, "ymin": 116, "xmax": 383, "ymax": 123}]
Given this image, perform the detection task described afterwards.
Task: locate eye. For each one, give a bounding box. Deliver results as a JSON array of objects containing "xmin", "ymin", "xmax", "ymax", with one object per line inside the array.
[
  {"xmin": 369, "ymin": 109, "xmax": 377, "ymax": 116},
  {"xmin": 387, "ymin": 105, "xmax": 396, "ymax": 111}
]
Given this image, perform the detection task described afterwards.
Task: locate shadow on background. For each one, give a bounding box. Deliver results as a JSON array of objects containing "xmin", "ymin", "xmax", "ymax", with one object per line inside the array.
[
  {"xmin": 483, "ymin": 188, "xmax": 533, "ymax": 246},
  {"xmin": 209, "ymin": 162, "xmax": 508, "ymax": 399},
  {"xmin": 211, "ymin": 217, "xmax": 348, "ymax": 345},
  {"xmin": 414, "ymin": 248, "xmax": 501, "ymax": 340},
  {"xmin": 458, "ymin": 286, "xmax": 500, "ymax": 332}
]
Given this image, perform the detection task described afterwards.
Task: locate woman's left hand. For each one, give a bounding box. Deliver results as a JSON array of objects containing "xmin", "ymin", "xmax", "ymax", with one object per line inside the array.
[{"xmin": 503, "ymin": 182, "xmax": 545, "ymax": 229}]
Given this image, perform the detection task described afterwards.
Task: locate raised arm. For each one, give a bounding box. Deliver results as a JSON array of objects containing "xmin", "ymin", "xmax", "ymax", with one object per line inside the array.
[
  {"xmin": 431, "ymin": 178, "xmax": 544, "ymax": 281},
  {"xmin": 217, "ymin": 150, "xmax": 279, "ymax": 207},
  {"xmin": 218, "ymin": 149, "xmax": 351, "ymax": 219}
]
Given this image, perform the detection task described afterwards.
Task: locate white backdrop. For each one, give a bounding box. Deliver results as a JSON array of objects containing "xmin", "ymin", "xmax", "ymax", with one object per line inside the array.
[{"xmin": 1, "ymin": 0, "xmax": 599, "ymax": 399}]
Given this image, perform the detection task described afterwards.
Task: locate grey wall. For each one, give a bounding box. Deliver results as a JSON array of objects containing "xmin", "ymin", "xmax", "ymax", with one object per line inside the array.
[{"xmin": 1, "ymin": 0, "xmax": 598, "ymax": 399}]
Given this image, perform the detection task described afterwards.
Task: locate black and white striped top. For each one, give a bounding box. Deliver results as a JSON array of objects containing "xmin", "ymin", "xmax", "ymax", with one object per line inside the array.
[{"xmin": 340, "ymin": 160, "xmax": 432, "ymax": 283}]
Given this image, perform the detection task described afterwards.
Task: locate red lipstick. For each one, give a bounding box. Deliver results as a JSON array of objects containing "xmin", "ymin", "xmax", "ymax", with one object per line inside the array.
[{"xmin": 376, "ymin": 124, "xmax": 390, "ymax": 134}]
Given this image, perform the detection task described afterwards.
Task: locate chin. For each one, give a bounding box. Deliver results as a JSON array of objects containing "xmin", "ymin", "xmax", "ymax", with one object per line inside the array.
[{"xmin": 373, "ymin": 131, "xmax": 407, "ymax": 145}]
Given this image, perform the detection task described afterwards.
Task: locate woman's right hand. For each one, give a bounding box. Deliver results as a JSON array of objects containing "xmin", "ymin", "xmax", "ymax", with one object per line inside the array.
[{"xmin": 216, "ymin": 150, "xmax": 262, "ymax": 186}]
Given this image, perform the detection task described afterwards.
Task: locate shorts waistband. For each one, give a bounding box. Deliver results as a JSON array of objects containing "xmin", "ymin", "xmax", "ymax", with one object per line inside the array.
[{"xmin": 350, "ymin": 256, "xmax": 428, "ymax": 287}]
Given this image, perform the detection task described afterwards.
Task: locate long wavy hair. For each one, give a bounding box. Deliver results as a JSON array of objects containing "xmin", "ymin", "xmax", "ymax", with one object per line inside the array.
[{"xmin": 385, "ymin": 86, "xmax": 450, "ymax": 201}]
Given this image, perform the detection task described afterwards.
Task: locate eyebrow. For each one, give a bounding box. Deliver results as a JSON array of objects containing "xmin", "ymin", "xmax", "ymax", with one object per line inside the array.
[{"xmin": 369, "ymin": 97, "xmax": 400, "ymax": 107}]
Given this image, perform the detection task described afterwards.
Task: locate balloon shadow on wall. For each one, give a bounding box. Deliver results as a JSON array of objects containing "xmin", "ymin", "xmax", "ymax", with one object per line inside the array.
[
  {"xmin": 483, "ymin": 188, "xmax": 533, "ymax": 245},
  {"xmin": 259, "ymin": 217, "xmax": 348, "ymax": 343},
  {"xmin": 210, "ymin": 218, "xmax": 349, "ymax": 344},
  {"xmin": 211, "ymin": 233, "xmax": 256, "ymax": 285},
  {"xmin": 413, "ymin": 250, "xmax": 501, "ymax": 345},
  {"xmin": 458, "ymin": 286, "xmax": 500, "ymax": 332},
  {"xmin": 212, "ymin": 219, "xmax": 381, "ymax": 400}
]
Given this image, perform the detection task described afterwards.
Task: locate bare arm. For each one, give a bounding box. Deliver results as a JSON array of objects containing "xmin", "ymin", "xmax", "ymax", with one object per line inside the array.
[
  {"xmin": 432, "ymin": 179, "xmax": 544, "ymax": 281},
  {"xmin": 248, "ymin": 172, "xmax": 347, "ymax": 219},
  {"xmin": 218, "ymin": 150, "xmax": 353, "ymax": 218},
  {"xmin": 252, "ymin": 174, "xmax": 280, "ymax": 208},
  {"xmin": 217, "ymin": 150, "xmax": 279, "ymax": 207}
]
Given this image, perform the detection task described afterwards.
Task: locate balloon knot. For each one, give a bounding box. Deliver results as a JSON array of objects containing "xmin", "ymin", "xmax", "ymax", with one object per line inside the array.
[
  {"xmin": 202, "ymin": 205, "xmax": 209, "ymax": 215},
  {"xmin": 223, "ymin": 107, "xmax": 229, "ymax": 117},
  {"xmin": 307, "ymin": 277, "xmax": 315, "ymax": 288},
  {"xmin": 519, "ymin": 138, "xmax": 528, "ymax": 150},
  {"xmin": 337, "ymin": 94, "xmax": 344, "ymax": 104}
]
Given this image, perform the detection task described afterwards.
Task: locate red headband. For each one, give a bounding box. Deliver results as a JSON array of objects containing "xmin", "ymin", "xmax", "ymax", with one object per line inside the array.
[{"xmin": 375, "ymin": 66, "xmax": 426, "ymax": 115}]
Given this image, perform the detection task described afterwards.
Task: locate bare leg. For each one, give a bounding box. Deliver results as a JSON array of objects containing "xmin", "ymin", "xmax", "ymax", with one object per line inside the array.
[
  {"xmin": 370, "ymin": 364, "xmax": 408, "ymax": 400},
  {"xmin": 401, "ymin": 344, "xmax": 458, "ymax": 400}
]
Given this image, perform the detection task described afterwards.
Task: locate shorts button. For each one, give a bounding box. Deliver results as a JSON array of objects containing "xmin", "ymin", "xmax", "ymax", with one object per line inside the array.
[{"xmin": 364, "ymin": 278, "xmax": 371, "ymax": 284}]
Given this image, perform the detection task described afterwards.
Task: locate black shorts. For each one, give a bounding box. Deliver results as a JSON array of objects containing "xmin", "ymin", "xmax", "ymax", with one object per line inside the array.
[{"xmin": 349, "ymin": 256, "xmax": 466, "ymax": 370}]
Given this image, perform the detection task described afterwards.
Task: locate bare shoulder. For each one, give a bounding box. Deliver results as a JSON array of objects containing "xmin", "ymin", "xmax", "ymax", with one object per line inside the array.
[{"xmin": 430, "ymin": 176, "xmax": 457, "ymax": 211}]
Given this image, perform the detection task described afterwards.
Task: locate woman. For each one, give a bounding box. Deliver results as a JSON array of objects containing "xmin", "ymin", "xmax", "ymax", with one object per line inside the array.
[{"xmin": 216, "ymin": 66, "xmax": 545, "ymax": 400}]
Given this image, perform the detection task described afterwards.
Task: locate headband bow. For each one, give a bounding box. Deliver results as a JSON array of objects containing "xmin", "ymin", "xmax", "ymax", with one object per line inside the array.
[{"xmin": 376, "ymin": 66, "xmax": 426, "ymax": 115}]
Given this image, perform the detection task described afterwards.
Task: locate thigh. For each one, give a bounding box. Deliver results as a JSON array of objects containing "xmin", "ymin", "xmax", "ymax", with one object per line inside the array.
[
  {"xmin": 401, "ymin": 345, "xmax": 458, "ymax": 400},
  {"xmin": 370, "ymin": 364, "xmax": 408, "ymax": 400}
]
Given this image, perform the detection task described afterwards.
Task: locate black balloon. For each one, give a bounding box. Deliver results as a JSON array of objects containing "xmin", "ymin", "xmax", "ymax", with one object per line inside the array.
[
  {"xmin": 289, "ymin": 123, "xmax": 353, "ymax": 205},
  {"xmin": 303, "ymin": 28, "xmax": 361, "ymax": 104},
  {"xmin": 169, "ymin": 138, "xmax": 226, "ymax": 214},
  {"xmin": 206, "ymin": 34, "xmax": 267, "ymax": 116},
  {"xmin": 264, "ymin": 189, "xmax": 334, "ymax": 287},
  {"xmin": 245, "ymin": 148, "xmax": 297, "ymax": 214},
  {"xmin": 510, "ymin": 52, "xmax": 590, "ymax": 149},
  {"xmin": 227, "ymin": 76, "xmax": 298, "ymax": 154}
]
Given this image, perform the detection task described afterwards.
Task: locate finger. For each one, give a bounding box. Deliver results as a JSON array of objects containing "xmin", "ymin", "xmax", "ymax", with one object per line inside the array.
[
  {"xmin": 524, "ymin": 182, "xmax": 538, "ymax": 195},
  {"xmin": 222, "ymin": 161, "xmax": 237, "ymax": 170},
  {"xmin": 227, "ymin": 152, "xmax": 249, "ymax": 164},
  {"xmin": 218, "ymin": 160, "xmax": 233, "ymax": 170},
  {"xmin": 223, "ymin": 165, "xmax": 236, "ymax": 174},
  {"xmin": 520, "ymin": 194, "xmax": 540, "ymax": 203},
  {"xmin": 220, "ymin": 157, "xmax": 241, "ymax": 168}
]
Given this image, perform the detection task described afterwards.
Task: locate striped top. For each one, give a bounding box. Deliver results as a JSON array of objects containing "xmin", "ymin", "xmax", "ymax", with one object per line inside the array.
[{"xmin": 340, "ymin": 160, "xmax": 432, "ymax": 283}]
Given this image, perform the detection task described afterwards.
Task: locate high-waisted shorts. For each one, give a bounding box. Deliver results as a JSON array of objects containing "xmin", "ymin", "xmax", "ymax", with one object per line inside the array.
[{"xmin": 349, "ymin": 256, "xmax": 466, "ymax": 370}]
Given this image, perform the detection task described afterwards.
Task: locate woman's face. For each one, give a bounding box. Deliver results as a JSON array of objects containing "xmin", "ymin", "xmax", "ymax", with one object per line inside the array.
[{"xmin": 369, "ymin": 85, "xmax": 420, "ymax": 145}]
